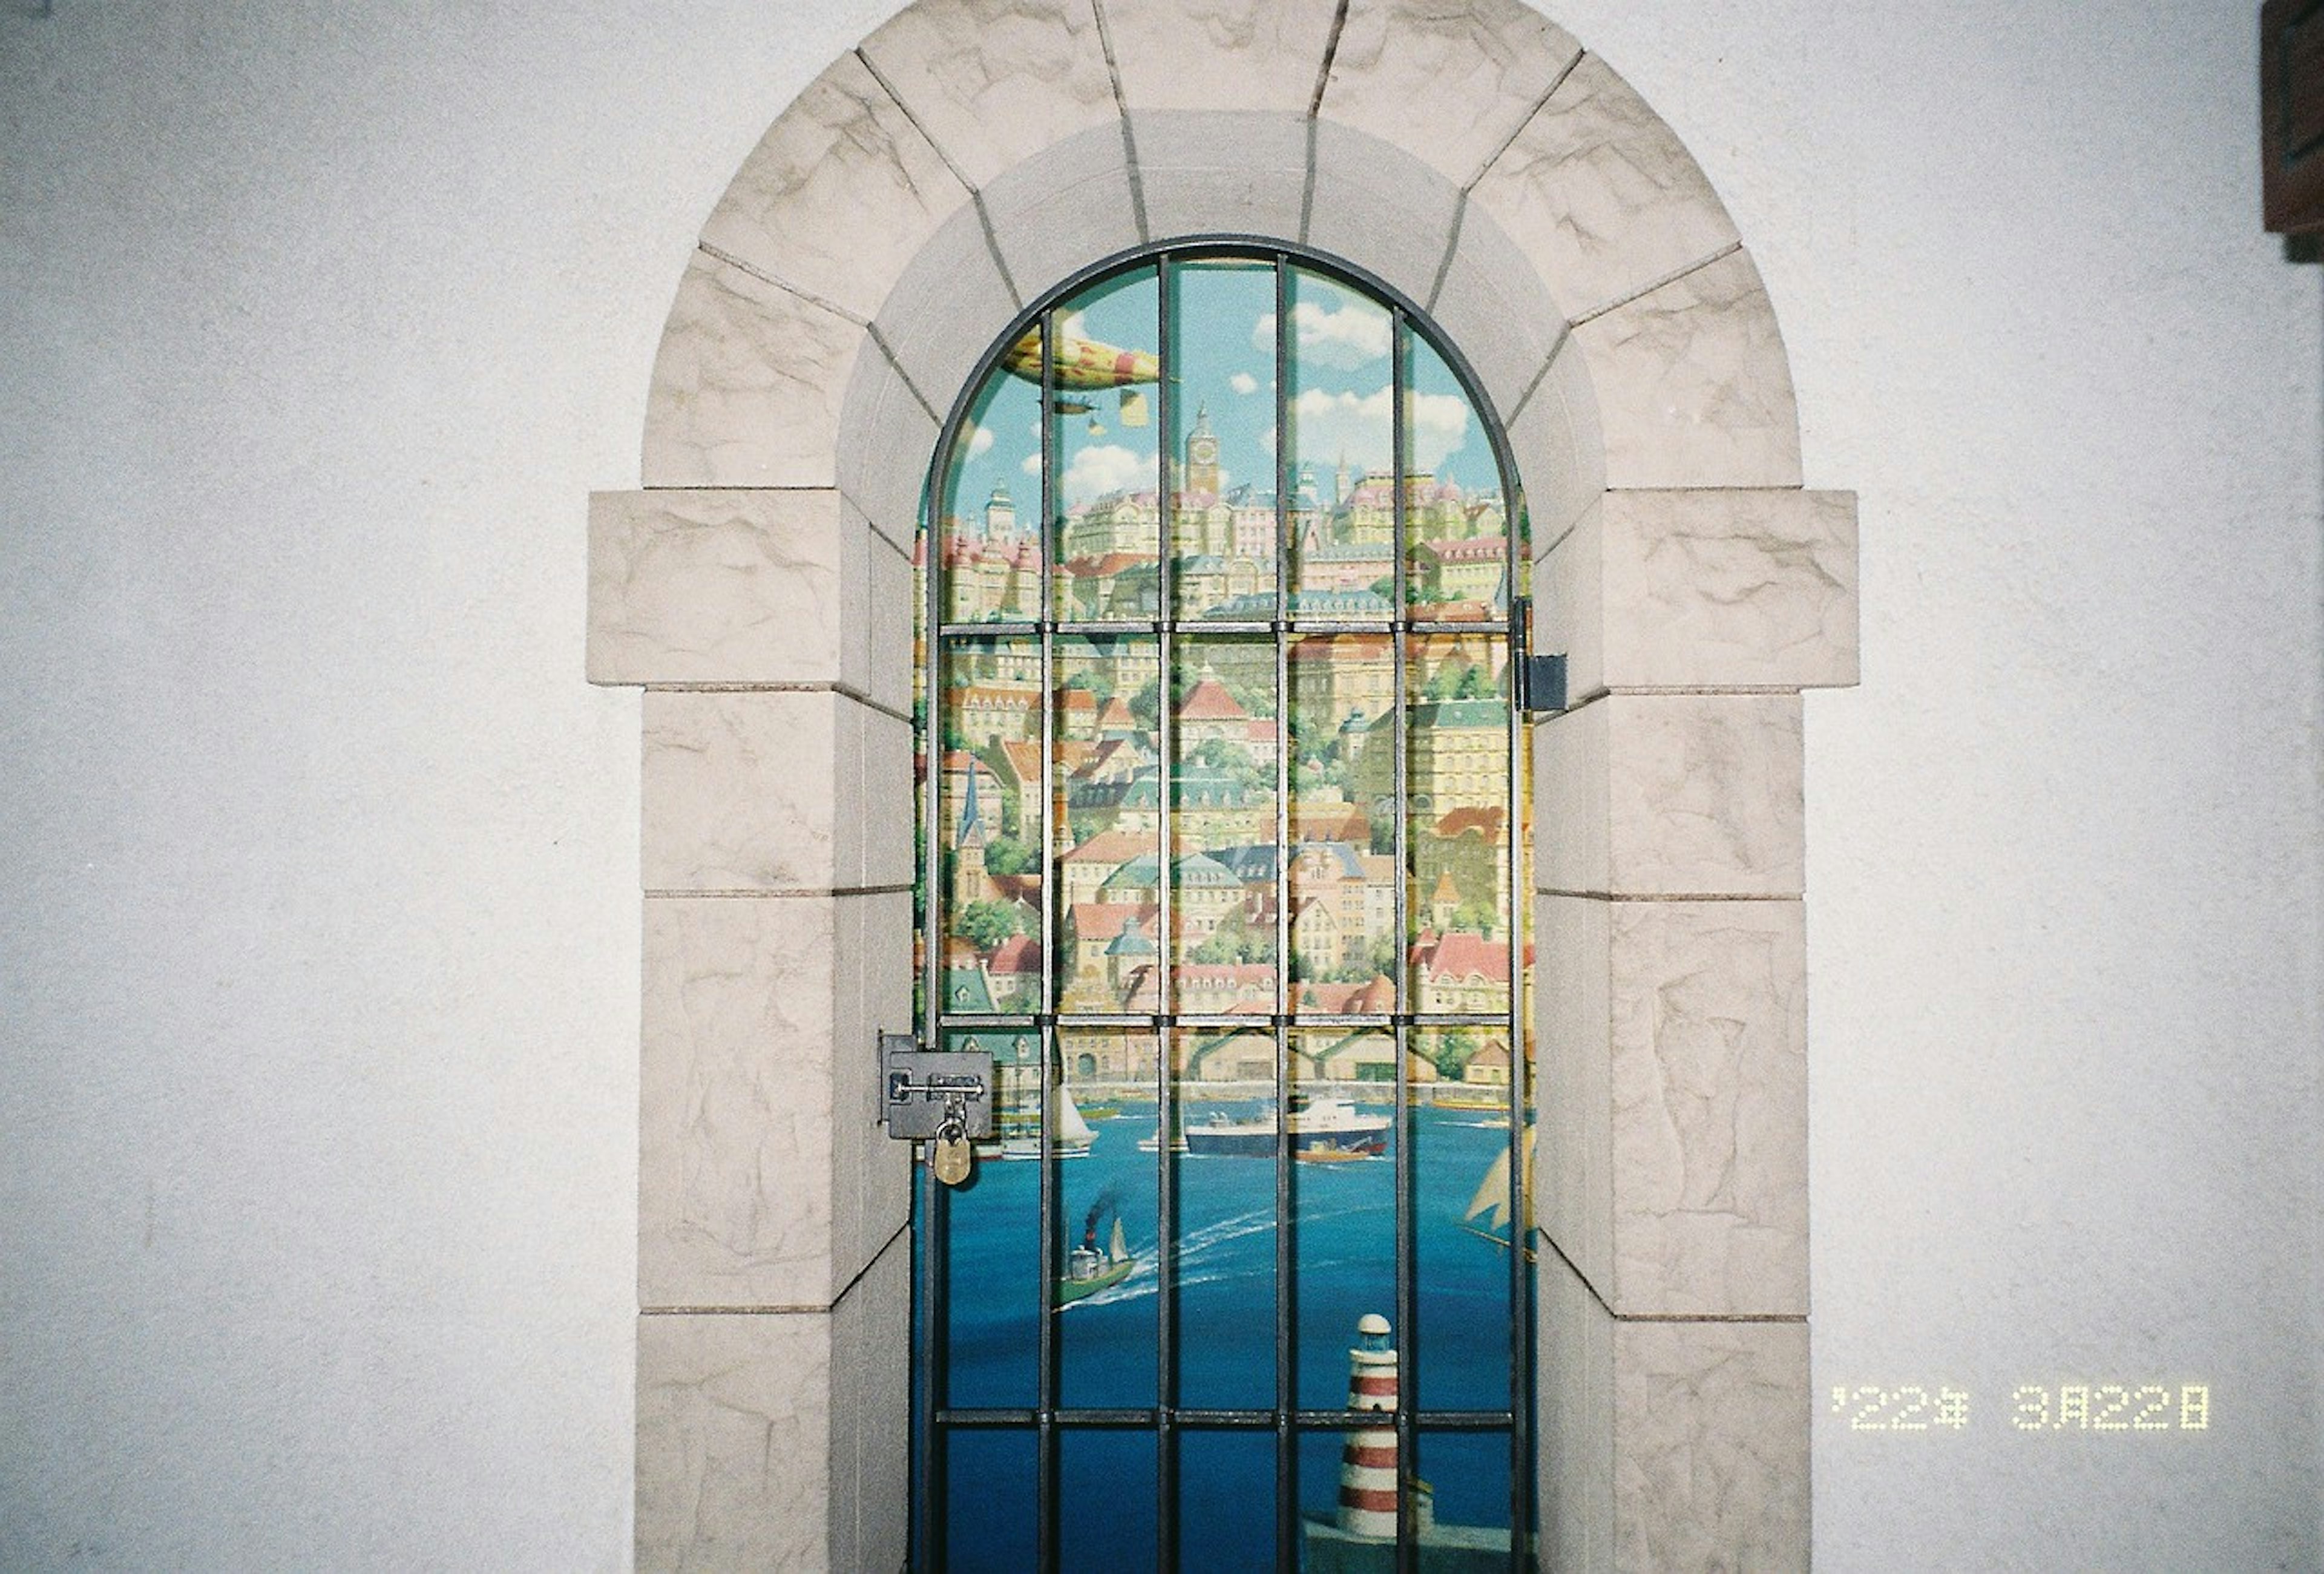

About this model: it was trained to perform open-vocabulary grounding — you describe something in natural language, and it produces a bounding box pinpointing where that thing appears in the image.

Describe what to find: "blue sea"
[925,1100,1526,1570]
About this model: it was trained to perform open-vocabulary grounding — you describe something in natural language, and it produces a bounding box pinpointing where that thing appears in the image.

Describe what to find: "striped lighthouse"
[1335,1313,1401,1538]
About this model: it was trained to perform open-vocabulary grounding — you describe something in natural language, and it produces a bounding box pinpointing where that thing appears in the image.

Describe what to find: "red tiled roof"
[1434,807,1506,840]
[1175,677,1249,721]
[1068,900,1157,938]
[1420,933,1509,981]
[988,934,1041,974]
[1061,829,1151,867]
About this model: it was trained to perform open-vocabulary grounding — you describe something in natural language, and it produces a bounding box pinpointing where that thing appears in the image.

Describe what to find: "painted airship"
[1001,326,1155,430]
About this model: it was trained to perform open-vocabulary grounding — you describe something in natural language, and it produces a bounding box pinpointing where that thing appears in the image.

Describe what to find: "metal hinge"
[1512,597,1567,715]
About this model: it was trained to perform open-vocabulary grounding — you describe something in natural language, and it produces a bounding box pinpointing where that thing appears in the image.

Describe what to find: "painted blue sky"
[939,260,1499,526]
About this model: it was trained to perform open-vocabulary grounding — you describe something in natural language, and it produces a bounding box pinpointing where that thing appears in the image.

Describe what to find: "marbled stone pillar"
[592,487,914,1570]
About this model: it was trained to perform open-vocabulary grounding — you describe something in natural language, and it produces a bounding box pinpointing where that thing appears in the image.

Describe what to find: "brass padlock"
[933,1109,974,1187]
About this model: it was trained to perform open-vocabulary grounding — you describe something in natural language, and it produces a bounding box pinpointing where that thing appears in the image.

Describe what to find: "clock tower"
[1184,404,1220,497]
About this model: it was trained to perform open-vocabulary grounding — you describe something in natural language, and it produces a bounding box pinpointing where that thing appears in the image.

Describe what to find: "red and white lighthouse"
[1336,1312,1402,1538]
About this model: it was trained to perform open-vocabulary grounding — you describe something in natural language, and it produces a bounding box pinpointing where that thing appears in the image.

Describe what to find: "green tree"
[983,835,1035,877]
[1126,675,1162,730]
[1449,902,1501,936]
[958,900,1024,953]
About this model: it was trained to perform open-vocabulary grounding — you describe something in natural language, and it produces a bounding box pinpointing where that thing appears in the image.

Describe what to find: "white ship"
[1182,1092,1388,1158]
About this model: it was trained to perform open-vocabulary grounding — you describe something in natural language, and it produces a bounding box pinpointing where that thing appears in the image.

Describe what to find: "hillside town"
[921,416,1527,1093]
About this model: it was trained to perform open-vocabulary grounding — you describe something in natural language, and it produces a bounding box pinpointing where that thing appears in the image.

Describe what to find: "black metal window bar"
[912,242,1537,1572]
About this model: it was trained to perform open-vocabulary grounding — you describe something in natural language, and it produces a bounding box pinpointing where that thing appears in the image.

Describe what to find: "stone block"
[639,893,905,1308]
[832,892,914,1300]
[1531,494,1600,697]
[1537,1258,1810,1573]
[1470,53,1739,325]
[871,194,1023,431]
[642,692,910,893]
[1304,117,1465,312]
[635,1244,911,1573]
[1128,110,1310,245]
[1614,1317,1809,1570]
[1607,899,1807,1316]
[1319,0,1581,188]
[1506,335,1604,553]
[1572,247,1804,490]
[1426,194,1568,419]
[1533,694,1804,897]
[1540,490,1858,695]
[636,1311,832,1570]
[588,488,886,690]
[1538,1250,1615,1574]
[1537,893,1613,1295]
[863,520,917,718]
[1103,0,1342,113]
[701,51,973,324]
[1541,896,1810,1316]
[979,119,1144,303]
[643,251,869,488]
[831,1234,912,1574]
[860,0,1120,189]
[836,346,940,555]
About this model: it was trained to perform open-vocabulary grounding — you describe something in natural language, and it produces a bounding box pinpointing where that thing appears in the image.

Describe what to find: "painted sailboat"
[994,1083,1097,1160]
[1055,1196,1136,1307]
[1460,1127,1537,1259]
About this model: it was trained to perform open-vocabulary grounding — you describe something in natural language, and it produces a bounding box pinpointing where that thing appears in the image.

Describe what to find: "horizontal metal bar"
[935,1011,1514,1034]
[935,1406,1516,1429]
[934,617,1512,640]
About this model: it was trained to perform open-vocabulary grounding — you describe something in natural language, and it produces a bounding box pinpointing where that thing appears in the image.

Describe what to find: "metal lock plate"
[880,1032,995,1141]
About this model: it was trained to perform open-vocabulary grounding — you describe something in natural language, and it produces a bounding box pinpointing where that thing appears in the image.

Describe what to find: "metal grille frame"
[911,240,1537,1573]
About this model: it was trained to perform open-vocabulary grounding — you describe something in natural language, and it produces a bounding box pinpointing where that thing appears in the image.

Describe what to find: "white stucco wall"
[1,2,2314,1569]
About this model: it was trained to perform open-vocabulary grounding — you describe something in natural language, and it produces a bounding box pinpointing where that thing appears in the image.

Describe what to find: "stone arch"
[589,2,1856,1567]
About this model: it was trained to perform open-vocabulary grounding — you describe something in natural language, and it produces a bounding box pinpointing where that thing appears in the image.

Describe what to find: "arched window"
[914,244,1535,1569]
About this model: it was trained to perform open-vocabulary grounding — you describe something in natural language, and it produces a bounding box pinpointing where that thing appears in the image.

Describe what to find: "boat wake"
[1063,1200,1394,1309]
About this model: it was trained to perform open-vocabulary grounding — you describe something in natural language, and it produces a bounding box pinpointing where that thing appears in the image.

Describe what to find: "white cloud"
[1288,387,1391,470]
[1405,391,1471,473]
[1279,387,1471,475]
[1019,451,1042,476]
[968,425,995,459]
[1253,296,1392,370]
[1228,371,1259,396]
[1058,442,1155,505]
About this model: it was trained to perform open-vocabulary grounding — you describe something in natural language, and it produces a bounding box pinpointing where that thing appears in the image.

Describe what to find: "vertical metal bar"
[1505,493,1535,1570]
[1152,252,1181,1574]
[918,337,951,1574]
[1036,312,1062,1574]
[1389,308,1419,1574]
[912,1150,941,1570]
[1270,252,1298,1574]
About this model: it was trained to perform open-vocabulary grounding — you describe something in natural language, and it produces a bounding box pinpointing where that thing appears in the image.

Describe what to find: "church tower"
[952,762,992,907]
